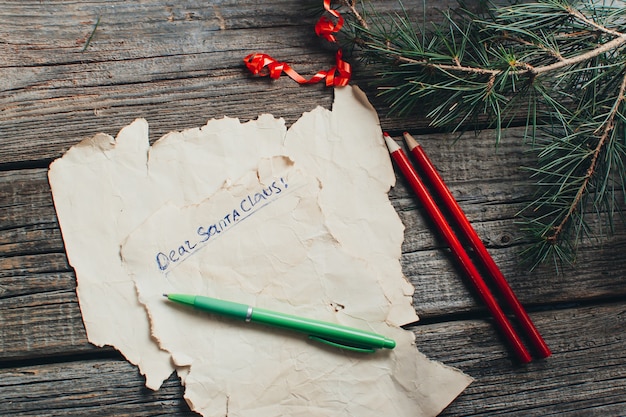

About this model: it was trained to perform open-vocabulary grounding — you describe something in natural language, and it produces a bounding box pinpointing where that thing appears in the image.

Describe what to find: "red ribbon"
[243,0,351,87]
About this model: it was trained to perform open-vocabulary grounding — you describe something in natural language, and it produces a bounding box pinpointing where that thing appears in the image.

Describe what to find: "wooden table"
[2,1,625,415]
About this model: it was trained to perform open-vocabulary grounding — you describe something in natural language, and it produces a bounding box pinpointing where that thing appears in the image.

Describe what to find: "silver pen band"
[245,306,253,322]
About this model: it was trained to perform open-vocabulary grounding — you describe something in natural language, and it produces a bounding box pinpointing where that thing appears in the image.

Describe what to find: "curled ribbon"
[243,0,351,87]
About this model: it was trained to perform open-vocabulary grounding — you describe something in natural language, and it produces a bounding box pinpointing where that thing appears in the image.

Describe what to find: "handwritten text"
[155,177,288,271]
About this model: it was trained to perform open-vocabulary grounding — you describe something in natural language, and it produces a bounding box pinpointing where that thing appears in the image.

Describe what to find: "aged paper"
[49,86,472,415]
[122,156,470,416]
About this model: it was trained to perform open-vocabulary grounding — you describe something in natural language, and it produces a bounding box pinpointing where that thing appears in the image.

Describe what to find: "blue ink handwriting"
[156,177,288,271]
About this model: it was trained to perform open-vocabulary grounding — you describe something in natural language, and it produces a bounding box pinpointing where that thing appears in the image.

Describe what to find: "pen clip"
[308,335,376,353]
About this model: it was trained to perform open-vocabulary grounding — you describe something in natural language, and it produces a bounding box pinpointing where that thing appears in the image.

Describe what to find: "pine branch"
[382,28,626,78]
[533,34,626,75]
[339,0,369,29]
[334,0,626,270]
[351,4,626,80]
[548,71,626,245]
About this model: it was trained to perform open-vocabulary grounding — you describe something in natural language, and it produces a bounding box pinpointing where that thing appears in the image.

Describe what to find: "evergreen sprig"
[334,0,626,270]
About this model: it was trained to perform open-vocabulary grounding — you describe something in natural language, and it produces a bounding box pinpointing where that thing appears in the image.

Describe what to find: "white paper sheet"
[49,86,472,415]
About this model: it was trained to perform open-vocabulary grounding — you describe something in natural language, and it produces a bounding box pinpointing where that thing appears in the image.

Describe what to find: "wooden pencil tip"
[162,293,169,298]
[382,132,400,153]
[402,132,419,150]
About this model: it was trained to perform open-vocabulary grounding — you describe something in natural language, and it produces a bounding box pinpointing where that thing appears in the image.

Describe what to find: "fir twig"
[548,72,626,245]
[340,0,369,29]
[334,0,626,269]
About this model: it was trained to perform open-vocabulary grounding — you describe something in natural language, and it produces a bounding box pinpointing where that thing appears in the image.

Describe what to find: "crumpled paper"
[49,86,472,416]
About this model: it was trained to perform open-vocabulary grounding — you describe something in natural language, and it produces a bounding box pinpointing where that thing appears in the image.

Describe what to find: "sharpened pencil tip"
[383,132,400,153]
[163,293,169,298]
[402,132,419,150]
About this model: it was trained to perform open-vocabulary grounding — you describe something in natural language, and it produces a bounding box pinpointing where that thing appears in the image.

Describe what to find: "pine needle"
[336,0,626,270]
[82,16,101,52]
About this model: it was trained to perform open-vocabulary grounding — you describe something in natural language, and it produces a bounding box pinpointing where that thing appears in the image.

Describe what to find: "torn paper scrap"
[48,121,176,389]
[286,86,416,326]
[49,115,288,389]
[48,85,471,415]
[122,155,472,416]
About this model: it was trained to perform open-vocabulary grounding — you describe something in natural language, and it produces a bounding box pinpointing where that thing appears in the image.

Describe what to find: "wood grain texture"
[1,133,625,360]
[0,0,505,166]
[1,304,624,416]
[1,129,624,410]
[1,0,625,416]
[419,303,626,416]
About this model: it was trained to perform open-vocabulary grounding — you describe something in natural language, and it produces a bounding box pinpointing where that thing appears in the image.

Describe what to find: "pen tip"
[162,293,169,298]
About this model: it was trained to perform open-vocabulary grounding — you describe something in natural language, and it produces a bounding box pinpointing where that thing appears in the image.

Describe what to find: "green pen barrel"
[251,307,396,350]
[167,294,395,351]
[191,295,250,320]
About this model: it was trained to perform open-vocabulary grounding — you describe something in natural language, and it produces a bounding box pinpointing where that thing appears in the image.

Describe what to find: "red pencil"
[403,132,551,359]
[383,133,532,363]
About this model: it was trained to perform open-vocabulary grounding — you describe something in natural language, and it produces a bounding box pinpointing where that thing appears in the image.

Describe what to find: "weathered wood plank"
[2,1,625,416]
[0,0,461,66]
[1,125,625,360]
[406,234,626,317]
[1,303,624,416]
[0,0,326,164]
[2,127,622,258]
[2,228,624,361]
[0,0,510,166]
[422,302,626,416]
[0,289,94,361]
[0,169,57,229]
[1,127,536,255]
[0,359,194,417]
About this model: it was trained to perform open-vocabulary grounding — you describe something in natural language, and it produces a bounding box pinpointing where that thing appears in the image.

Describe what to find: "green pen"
[164,293,396,353]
